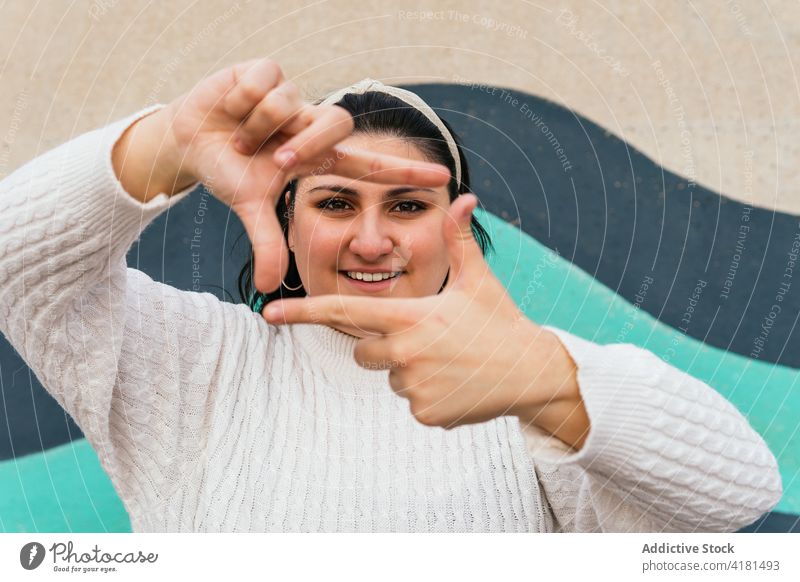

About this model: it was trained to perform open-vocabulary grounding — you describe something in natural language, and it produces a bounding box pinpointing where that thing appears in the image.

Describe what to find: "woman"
[0,57,782,532]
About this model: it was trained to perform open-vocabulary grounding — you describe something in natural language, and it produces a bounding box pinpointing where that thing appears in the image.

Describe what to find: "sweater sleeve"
[519,324,783,533]
[0,106,262,519]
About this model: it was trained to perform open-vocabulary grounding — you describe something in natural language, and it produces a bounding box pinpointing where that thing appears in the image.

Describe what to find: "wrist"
[142,105,198,195]
[112,106,196,203]
[507,324,575,412]
[509,324,588,448]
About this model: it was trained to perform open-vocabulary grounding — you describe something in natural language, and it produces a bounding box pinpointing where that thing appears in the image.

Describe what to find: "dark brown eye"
[317,198,352,212]
[391,200,426,213]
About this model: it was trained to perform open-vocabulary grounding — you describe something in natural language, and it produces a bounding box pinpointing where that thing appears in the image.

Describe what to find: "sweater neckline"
[290,323,390,386]
[294,322,360,354]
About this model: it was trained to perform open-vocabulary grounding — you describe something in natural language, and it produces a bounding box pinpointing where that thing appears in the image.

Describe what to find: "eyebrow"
[307,185,436,197]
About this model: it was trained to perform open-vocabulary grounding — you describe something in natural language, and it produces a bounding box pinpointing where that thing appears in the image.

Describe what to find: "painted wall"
[1,1,797,532]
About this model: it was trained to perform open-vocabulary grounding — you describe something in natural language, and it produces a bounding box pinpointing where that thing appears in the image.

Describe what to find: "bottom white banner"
[0,533,797,581]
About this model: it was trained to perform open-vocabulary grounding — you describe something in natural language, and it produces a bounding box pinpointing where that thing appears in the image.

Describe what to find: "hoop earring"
[281,241,302,290]
[281,279,303,291]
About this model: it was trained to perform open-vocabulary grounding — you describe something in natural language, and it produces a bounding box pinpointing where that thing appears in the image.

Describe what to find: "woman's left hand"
[264,195,587,440]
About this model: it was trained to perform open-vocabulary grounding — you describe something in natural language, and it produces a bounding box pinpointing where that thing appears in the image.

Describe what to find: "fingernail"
[274,149,296,168]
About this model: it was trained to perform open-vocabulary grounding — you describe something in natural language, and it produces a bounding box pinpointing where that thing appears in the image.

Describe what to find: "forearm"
[111,105,196,203]
[520,394,590,451]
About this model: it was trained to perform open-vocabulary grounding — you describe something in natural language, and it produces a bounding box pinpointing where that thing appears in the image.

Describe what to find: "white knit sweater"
[0,106,783,532]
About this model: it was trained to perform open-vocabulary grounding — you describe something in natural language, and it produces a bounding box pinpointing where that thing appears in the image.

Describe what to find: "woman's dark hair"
[237,90,493,311]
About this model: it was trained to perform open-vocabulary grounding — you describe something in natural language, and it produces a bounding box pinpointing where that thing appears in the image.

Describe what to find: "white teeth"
[345,271,402,282]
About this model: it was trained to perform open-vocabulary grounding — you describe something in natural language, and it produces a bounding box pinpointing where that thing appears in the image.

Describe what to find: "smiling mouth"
[341,270,404,282]
[338,270,406,293]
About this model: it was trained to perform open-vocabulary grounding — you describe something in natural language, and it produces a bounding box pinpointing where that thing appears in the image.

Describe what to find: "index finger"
[273,106,450,188]
[323,146,452,187]
[263,294,415,335]
[224,58,285,120]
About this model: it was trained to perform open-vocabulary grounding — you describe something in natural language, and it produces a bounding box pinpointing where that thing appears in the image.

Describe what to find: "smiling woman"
[238,88,493,313]
[0,57,782,533]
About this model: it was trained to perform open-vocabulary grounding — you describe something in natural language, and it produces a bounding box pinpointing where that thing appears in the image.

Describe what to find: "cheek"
[293,219,345,267]
[401,221,449,272]
[291,220,345,295]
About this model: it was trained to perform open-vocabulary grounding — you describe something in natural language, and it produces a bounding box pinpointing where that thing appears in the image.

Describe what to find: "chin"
[333,323,379,339]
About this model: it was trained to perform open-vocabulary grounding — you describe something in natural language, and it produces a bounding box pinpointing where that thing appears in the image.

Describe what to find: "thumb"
[234,197,289,293]
[442,193,485,290]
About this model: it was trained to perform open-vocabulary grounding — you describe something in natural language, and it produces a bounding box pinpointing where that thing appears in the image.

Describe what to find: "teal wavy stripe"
[0,439,130,532]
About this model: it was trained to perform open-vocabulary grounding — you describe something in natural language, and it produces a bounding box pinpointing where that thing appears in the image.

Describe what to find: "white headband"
[318,77,462,187]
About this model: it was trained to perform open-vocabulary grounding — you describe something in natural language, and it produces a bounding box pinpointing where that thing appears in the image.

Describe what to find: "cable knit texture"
[0,106,783,532]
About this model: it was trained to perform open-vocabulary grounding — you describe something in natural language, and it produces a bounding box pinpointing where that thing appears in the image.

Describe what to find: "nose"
[347,210,395,261]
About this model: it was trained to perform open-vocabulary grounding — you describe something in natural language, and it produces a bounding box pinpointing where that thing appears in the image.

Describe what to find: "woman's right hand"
[115,57,451,293]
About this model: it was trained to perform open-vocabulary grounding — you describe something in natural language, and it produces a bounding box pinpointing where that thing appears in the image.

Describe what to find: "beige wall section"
[1,0,798,214]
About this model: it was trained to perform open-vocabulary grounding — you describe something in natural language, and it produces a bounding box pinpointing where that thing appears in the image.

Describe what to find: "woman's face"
[286,132,453,337]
